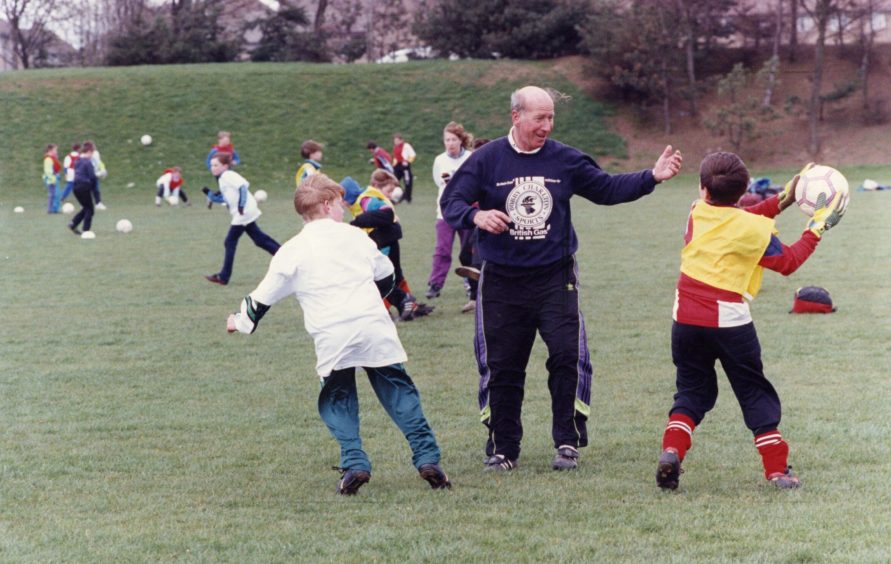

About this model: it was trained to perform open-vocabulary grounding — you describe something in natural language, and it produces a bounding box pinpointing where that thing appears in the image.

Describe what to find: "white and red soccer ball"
[794,165,849,217]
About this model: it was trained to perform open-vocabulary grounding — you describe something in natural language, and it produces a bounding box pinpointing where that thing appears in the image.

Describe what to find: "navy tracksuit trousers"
[670,321,781,436]
[218,221,280,283]
[475,257,592,461]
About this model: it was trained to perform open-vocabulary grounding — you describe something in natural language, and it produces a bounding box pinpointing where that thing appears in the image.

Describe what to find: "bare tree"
[763,0,783,107]
[314,0,327,34]
[1,0,59,68]
[788,0,798,61]
[857,0,884,116]
[801,0,836,155]
[676,0,698,117]
[58,0,148,66]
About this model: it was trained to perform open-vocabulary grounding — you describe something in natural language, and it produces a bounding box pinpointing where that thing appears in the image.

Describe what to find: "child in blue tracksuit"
[226,172,450,495]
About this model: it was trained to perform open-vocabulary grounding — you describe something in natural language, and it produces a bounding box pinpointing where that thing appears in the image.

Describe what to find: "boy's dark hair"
[301,139,323,159]
[699,151,750,205]
[45,143,57,153]
[81,141,95,153]
[214,152,233,166]
[366,141,378,150]
[71,143,81,152]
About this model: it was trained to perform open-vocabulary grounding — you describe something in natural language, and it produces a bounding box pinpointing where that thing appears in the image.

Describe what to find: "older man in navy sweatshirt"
[441,85,683,473]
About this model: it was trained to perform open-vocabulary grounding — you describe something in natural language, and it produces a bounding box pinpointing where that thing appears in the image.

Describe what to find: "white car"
[375,46,434,64]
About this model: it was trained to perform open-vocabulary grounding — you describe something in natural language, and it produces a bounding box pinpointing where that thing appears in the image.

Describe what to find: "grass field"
[2,61,891,562]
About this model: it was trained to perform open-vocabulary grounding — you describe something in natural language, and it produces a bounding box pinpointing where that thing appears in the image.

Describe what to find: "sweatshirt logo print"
[506,176,552,240]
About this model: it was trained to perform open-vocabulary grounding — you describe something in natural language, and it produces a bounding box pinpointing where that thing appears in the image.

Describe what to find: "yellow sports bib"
[680,201,775,299]
[349,186,395,234]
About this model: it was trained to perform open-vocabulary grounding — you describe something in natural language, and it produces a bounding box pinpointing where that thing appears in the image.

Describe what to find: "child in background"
[60,143,80,202]
[295,139,323,187]
[340,171,433,321]
[392,133,416,204]
[206,131,241,170]
[155,167,188,206]
[366,141,395,174]
[426,121,473,300]
[85,140,107,210]
[203,152,280,285]
[67,141,98,236]
[42,144,62,213]
[656,154,848,491]
[226,173,451,496]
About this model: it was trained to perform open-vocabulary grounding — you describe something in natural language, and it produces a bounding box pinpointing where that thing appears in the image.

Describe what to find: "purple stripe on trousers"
[573,259,593,407]
[474,263,491,413]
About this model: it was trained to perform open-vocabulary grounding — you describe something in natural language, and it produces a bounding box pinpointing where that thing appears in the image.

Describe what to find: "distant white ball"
[254,189,268,203]
[62,202,75,214]
[140,134,153,146]
[126,182,135,188]
[81,230,96,239]
[116,219,133,233]
[13,206,24,213]
[795,165,849,217]
[391,187,404,204]
[168,195,179,206]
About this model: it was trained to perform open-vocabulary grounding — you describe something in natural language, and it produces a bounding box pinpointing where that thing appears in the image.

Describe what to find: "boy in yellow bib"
[656,152,848,491]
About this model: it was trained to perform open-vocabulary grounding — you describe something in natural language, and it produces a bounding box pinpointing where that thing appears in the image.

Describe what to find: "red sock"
[661,413,696,460]
[755,430,789,478]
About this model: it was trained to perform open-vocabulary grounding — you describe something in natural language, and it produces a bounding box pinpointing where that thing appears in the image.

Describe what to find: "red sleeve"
[759,230,819,275]
[744,195,781,218]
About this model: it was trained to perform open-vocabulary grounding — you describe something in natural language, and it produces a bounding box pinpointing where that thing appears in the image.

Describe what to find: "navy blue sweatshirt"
[441,136,658,267]
[73,155,97,190]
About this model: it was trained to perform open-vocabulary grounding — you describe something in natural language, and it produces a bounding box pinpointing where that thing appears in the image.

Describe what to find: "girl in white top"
[227,173,450,495]
[426,121,473,299]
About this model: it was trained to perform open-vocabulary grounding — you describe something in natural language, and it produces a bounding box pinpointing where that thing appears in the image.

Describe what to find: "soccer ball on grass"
[254,189,268,203]
[116,219,133,233]
[140,134,153,146]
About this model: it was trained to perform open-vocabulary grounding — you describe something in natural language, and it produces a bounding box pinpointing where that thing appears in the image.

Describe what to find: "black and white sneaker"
[483,454,517,472]
[399,299,417,321]
[552,445,579,471]
[425,283,442,299]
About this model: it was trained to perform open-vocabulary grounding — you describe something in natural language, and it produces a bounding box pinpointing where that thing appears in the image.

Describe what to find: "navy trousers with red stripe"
[670,321,781,436]
[475,257,592,461]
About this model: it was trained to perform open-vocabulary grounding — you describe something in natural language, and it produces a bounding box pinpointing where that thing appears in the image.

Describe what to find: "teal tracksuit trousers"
[318,363,441,473]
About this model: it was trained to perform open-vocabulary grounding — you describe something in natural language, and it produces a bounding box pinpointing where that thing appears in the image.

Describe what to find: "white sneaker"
[96,202,107,211]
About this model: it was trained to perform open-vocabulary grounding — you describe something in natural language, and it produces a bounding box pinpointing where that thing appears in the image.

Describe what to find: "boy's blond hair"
[295,174,345,219]
[370,169,399,189]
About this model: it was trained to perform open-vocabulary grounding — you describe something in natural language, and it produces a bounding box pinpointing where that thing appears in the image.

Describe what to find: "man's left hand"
[652,145,683,182]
